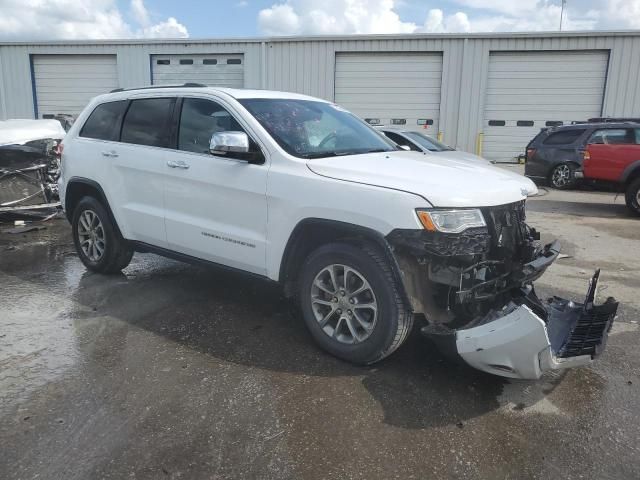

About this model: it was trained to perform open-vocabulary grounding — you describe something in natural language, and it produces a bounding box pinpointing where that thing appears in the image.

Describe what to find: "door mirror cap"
[210,131,250,155]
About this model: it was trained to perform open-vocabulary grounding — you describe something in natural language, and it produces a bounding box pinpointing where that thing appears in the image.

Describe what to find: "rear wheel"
[625,178,640,216]
[549,162,577,189]
[72,196,133,273]
[298,242,413,365]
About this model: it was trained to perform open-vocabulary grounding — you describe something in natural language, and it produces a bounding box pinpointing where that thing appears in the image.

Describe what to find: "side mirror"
[210,131,250,155]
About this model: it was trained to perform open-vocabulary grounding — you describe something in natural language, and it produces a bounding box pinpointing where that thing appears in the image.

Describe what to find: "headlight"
[416,208,486,234]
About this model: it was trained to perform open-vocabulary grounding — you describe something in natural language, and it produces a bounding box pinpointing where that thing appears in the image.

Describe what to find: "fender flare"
[621,161,640,183]
[278,218,412,309]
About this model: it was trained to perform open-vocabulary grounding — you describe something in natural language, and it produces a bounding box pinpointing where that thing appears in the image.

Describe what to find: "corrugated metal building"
[1,31,639,161]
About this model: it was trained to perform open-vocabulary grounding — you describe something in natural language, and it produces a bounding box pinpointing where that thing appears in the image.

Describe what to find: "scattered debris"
[4,225,47,234]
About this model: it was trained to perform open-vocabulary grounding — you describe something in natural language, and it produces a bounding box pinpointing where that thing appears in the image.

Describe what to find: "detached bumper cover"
[453,270,617,379]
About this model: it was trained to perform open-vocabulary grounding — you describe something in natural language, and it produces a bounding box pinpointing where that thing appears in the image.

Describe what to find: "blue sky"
[0,0,638,41]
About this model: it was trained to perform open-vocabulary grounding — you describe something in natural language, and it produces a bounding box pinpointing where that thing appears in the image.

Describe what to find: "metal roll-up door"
[334,52,443,134]
[32,55,118,118]
[482,50,609,163]
[151,54,244,88]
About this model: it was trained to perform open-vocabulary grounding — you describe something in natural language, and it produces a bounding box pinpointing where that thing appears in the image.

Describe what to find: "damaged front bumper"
[452,270,617,379]
[388,201,619,379]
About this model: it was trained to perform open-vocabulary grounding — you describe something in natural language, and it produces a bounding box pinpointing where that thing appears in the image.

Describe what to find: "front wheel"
[549,162,577,189]
[72,196,134,273]
[298,242,413,365]
[625,178,640,216]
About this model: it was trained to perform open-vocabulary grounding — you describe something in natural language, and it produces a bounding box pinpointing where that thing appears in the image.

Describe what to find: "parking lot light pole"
[559,0,567,31]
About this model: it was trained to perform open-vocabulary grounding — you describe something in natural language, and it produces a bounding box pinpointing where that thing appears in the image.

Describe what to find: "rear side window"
[542,129,585,146]
[80,101,128,141]
[383,131,420,151]
[589,128,635,145]
[121,98,175,148]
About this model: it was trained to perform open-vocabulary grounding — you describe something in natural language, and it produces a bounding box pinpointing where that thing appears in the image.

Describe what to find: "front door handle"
[102,150,119,158]
[167,160,190,169]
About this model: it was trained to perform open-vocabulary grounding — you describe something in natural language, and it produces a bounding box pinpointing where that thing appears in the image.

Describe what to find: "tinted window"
[383,131,420,151]
[589,128,635,145]
[121,98,175,148]
[636,129,640,144]
[404,131,454,152]
[80,101,128,141]
[178,98,262,161]
[517,120,534,127]
[488,120,505,126]
[542,129,585,146]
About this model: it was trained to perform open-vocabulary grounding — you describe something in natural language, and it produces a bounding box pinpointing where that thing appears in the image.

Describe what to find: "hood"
[432,149,491,164]
[0,119,66,146]
[307,150,538,208]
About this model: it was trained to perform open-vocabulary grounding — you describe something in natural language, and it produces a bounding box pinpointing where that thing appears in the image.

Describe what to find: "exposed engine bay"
[0,119,65,213]
[387,200,619,379]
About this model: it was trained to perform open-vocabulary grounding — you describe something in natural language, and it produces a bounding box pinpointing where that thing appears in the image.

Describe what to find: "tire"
[625,178,640,216]
[549,162,577,190]
[71,196,133,273]
[298,242,413,365]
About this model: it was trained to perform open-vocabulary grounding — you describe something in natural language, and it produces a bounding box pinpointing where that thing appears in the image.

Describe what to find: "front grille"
[558,299,617,357]
[482,200,528,249]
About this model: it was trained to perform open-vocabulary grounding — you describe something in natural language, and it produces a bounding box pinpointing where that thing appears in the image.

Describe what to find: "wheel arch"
[278,218,411,308]
[622,161,640,185]
[64,177,120,234]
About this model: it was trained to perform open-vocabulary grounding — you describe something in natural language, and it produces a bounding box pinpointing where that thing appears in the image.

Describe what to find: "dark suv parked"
[525,120,640,189]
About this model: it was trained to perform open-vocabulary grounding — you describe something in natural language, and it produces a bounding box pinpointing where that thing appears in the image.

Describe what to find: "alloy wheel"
[77,209,106,262]
[551,164,572,188]
[310,264,378,345]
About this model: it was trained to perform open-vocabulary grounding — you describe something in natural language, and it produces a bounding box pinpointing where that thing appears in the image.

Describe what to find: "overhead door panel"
[33,54,118,118]
[334,52,442,134]
[151,54,244,88]
[483,50,609,162]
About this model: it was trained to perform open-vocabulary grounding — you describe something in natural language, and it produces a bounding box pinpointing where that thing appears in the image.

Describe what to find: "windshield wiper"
[301,151,349,159]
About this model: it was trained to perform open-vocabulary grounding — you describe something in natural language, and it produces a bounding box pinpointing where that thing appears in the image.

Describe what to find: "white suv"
[58,85,618,379]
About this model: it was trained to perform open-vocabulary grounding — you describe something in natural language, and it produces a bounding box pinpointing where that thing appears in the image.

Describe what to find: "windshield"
[239,99,396,159]
[403,131,454,152]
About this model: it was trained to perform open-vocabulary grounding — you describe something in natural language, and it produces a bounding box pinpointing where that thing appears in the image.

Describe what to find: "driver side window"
[178,98,259,159]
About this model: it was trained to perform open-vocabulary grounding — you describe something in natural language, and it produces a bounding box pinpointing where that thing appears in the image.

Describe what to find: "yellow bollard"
[437,131,444,142]
[475,132,484,157]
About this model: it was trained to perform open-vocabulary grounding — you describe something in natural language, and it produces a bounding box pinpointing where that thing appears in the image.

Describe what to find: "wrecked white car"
[0,119,65,213]
[58,86,618,379]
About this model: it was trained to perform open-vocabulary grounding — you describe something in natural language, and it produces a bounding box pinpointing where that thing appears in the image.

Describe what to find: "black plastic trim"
[131,241,275,283]
[279,218,412,308]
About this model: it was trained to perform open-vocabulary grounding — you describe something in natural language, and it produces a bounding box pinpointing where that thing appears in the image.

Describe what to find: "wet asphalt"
[1,188,639,480]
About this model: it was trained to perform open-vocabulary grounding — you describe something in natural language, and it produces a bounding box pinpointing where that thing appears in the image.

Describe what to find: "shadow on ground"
[0,223,573,431]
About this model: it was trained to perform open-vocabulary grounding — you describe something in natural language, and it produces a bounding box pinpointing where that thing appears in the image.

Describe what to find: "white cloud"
[0,0,189,40]
[258,0,640,35]
[259,0,417,36]
[139,17,188,38]
[130,0,150,26]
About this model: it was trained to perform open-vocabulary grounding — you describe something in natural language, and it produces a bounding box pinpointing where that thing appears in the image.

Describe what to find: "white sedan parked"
[377,126,490,163]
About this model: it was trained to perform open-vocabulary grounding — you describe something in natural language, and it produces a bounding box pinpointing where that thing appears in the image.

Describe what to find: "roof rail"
[109,83,208,93]
[587,117,640,123]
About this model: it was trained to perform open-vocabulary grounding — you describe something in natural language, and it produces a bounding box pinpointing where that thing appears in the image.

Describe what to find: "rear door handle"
[102,150,119,158]
[167,159,190,169]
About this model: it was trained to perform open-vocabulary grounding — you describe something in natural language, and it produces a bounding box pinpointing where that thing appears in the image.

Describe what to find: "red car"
[582,126,640,215]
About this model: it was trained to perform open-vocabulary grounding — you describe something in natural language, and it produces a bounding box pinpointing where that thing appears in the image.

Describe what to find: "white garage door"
[483,50,609,162]
[151,54,244,88]
[335,52,443,133]
[32,55,118,118]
